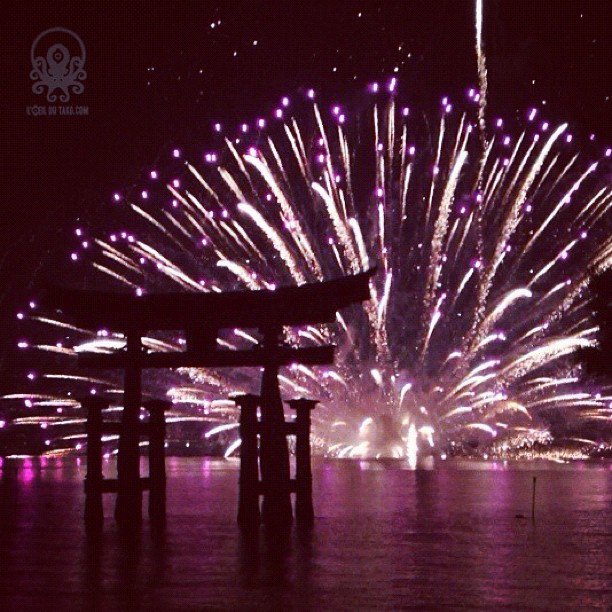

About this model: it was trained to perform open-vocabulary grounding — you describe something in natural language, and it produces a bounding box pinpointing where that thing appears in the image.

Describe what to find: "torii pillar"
[258,325,293,530]
[115,329,143,524]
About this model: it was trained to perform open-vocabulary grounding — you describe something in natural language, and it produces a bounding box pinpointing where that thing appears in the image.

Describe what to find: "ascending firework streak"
[475,0,488,146]
[7,86,612,462]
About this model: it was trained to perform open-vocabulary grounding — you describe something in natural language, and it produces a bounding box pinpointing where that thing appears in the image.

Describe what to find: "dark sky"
[0,0,610,381]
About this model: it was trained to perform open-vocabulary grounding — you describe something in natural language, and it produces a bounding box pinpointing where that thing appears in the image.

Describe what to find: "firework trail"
[475,0,488,147]
[5,86,612,462]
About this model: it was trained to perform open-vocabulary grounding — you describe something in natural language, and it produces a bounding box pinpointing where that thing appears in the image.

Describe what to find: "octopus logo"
[30,27,87,103]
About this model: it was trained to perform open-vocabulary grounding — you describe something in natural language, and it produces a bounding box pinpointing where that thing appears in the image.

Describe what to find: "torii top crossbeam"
[42,270,374,370]
[43,269,374,332]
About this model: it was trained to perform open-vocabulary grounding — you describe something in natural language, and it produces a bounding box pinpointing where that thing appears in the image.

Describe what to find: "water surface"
[0,456,609,610]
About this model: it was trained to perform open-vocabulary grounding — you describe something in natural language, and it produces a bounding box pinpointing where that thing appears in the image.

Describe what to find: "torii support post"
[83,396,109,528]
[289,398,318,527]
[115,330,143,525]
[145,399,171,525]
[259,326,293,531]
[235,394,261,530]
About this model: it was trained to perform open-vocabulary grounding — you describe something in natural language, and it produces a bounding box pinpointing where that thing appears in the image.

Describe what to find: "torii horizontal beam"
[78,345,335,369]
[42,269,375,332]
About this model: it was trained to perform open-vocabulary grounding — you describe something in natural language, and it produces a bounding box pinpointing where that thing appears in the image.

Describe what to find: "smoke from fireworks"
[4,84,612,462]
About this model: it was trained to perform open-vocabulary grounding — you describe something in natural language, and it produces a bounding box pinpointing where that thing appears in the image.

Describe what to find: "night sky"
[1,0,610,385]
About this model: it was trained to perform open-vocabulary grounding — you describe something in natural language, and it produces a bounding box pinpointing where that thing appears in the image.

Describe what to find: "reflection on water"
[0,456,610,610]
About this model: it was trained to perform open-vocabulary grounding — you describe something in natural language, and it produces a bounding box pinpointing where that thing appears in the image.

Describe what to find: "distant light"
[408,146,416,155]
[17,312,24,320]
[113,192,121,202]
[376,187,384,197]
[214,123,222,132]
[339,114,345,124]
[172,149,180,158]
[528,108,537,121]
[369,82,379,93]
[275,108,283,119]
[541,121,549,132]
[503,136,511,146]
[172,179,180,188]
[332,106,340,116]
[241,123,248,133]
[307,88,315,99]
[75,228,82,236]
[248,147,257,157]
[496,118,503,128]
[257,118,266,128]
[402,107,409,117]
[141,190,148,199]
[70,253,78,261]
[150,170,158,179]
[388,77,397,92]
[281,96,290,107]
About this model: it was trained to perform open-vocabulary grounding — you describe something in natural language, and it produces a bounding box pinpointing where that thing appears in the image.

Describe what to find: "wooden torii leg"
[83,396,109,527]
[145,399,171,525]
[288,398,318,527]
[259,327,293,531]
[235,394,261,530]
[115,331,143,525]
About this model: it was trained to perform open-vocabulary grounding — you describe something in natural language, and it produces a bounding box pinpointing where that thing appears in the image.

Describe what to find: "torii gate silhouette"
[43,269,374,532]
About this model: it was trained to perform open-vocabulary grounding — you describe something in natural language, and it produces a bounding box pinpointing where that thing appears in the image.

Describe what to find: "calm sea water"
[0,456,609,611]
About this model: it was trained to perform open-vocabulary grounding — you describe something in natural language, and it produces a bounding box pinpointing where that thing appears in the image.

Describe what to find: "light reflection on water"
[0,456,610,610]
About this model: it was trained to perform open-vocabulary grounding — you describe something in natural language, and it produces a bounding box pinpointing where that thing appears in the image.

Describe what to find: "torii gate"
[43,270,373,531]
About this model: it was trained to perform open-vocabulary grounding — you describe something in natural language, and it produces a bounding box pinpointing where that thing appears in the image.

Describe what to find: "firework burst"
[5,85,612,462]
